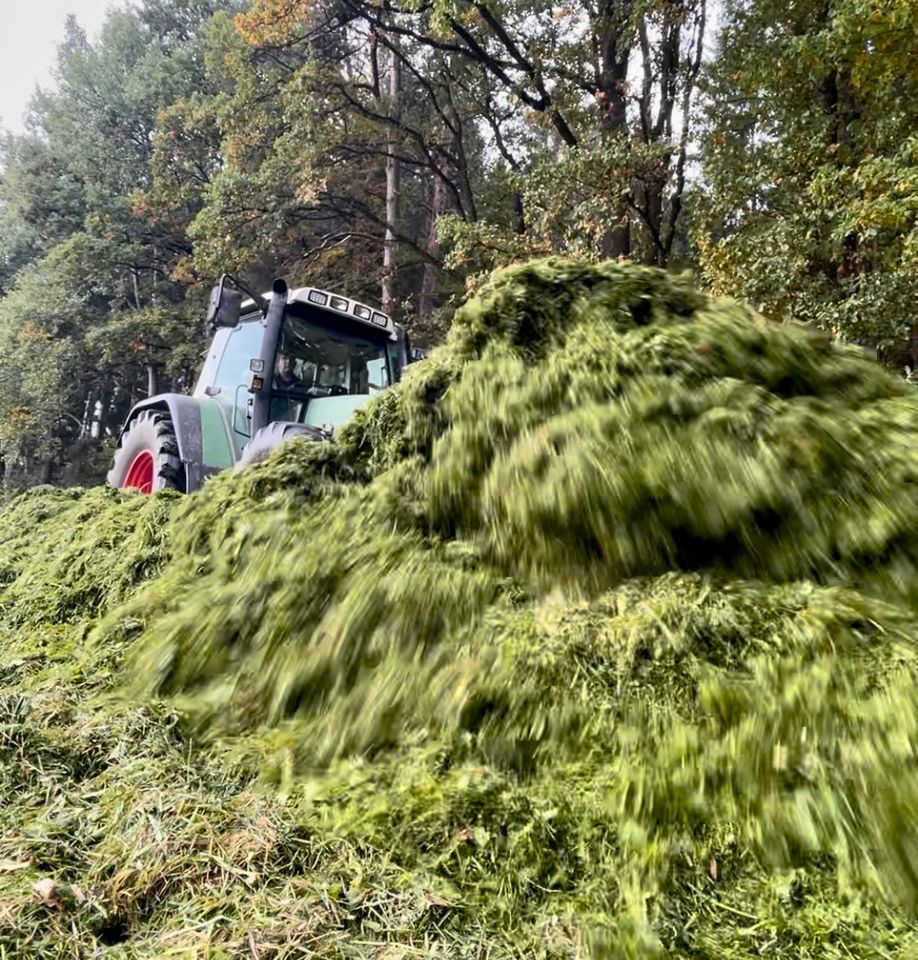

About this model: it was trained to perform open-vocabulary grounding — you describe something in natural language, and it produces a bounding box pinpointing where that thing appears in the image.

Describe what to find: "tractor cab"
[193,285,403,462]
[271,308,394,425]
[108,277,415,494]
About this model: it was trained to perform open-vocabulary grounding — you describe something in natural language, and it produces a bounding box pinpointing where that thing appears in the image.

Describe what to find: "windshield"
[270,310,391,427]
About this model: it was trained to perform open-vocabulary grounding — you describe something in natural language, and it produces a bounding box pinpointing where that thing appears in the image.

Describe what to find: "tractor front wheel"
[107,410,184,494]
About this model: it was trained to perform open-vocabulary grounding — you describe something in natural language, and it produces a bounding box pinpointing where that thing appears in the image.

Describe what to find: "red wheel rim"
[123,450,154,494]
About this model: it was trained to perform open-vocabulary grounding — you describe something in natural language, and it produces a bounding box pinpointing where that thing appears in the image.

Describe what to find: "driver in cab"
[273,352,304,394]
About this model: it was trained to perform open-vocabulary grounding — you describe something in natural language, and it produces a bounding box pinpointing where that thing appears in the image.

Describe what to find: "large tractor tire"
[238,421,325,467]
[107,409,185,494]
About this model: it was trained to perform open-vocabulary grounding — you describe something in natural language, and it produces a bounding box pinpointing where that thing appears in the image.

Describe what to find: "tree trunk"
[596,4,632,259]
[418,159,448,330]
[97,379,114,437]
[602,220,630,259]
[381,36,401,316]
[146,363,159,398]
[661,0,706,265]
[596,3,630,134]
[369,28,380,99]
[80,389,94,439]
[131,268,141,309]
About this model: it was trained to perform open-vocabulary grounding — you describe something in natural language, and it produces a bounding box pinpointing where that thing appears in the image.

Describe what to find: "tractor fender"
[237,420,326,467]
[118,394,207,493]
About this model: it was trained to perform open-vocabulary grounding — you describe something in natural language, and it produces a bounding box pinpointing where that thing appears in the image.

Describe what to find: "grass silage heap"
[1,258,916,958]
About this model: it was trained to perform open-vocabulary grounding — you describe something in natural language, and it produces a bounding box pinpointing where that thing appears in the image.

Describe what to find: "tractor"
[107,277,417,494]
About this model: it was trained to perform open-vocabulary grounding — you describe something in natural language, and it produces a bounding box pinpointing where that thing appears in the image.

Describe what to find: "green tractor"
[108,277,417,493]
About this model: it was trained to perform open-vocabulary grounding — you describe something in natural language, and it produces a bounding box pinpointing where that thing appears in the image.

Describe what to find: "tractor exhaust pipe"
[250,278,288,435]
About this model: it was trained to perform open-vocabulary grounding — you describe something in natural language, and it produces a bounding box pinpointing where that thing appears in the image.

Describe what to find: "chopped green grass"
[1,259,916,957]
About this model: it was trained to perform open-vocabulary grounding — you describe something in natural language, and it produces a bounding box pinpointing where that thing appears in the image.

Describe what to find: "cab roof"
[243,285,395,338]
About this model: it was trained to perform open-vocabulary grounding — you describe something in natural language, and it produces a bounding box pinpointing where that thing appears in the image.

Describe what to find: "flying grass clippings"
[1,259,916,958]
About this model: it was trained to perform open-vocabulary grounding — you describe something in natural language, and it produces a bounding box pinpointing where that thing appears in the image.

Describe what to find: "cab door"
[193,317,264,460]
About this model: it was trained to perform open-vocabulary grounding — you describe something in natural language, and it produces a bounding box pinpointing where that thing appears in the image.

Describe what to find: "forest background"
[0,0,914,488]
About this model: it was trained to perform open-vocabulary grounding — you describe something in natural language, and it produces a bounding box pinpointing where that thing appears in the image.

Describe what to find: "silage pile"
[1,259,916,958]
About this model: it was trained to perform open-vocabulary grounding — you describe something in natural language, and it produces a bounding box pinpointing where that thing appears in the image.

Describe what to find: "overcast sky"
[1,0,117,134]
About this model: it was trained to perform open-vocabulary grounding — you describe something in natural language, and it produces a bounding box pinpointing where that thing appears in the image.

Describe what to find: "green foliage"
[0,134,85,289]
[2,0,913,489]
[148,0,477,331]
[417,0,709,272]
[697,0,918,350]
[0,253,87,476]
[0,1,223,486]
[1,260,915,957]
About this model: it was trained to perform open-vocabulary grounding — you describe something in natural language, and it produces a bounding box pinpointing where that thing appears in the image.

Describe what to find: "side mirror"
[206,276,243,329]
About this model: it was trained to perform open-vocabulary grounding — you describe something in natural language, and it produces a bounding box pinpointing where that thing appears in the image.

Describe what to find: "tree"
[0,0,223,485]
[696,0,917,355]
[145,0,484,340]
[0,133,85,294]
[0,252,86,486]
[170,0,709,333]
[330,0,708,269]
